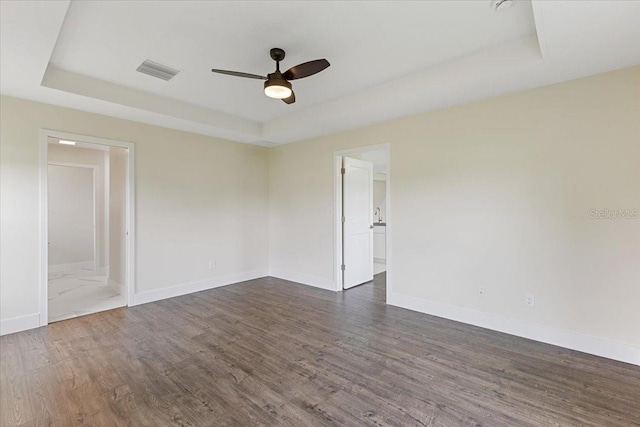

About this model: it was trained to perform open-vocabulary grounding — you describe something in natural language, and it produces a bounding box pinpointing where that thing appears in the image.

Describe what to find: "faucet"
[375,207,382,223]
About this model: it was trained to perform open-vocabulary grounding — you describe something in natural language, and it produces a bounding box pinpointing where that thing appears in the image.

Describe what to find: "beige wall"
[268,66,640,351]
[0,96,269,321]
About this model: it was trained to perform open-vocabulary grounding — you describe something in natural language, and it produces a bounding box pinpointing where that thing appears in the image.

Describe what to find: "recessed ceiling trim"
[41,65,262,142]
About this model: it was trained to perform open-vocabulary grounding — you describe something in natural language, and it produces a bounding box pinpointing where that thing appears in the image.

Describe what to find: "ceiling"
[2,1,639,146]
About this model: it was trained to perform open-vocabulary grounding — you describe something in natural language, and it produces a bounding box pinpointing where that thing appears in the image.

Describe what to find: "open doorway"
[39,130,134,325]
[335,144,390,300]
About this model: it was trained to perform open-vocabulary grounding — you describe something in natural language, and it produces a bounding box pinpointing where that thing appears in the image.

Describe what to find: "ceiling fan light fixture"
[212,48,329,105]
[264,78,292,99]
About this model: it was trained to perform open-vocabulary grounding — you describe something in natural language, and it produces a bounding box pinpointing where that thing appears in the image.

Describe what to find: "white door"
[342,157,373,289]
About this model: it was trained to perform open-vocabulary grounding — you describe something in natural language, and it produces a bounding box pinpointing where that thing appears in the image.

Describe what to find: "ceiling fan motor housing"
[270,48,286,62]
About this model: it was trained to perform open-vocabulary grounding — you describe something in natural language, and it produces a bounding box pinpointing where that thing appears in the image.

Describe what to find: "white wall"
[47,165,95,266]
[48,144,108,269]
[109,146,127,288]
[268,66,640,364]
[373,180,386,222]
[0,96,269,329]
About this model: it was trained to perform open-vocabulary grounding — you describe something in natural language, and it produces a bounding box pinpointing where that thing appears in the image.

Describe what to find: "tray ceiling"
[1,1,639,145]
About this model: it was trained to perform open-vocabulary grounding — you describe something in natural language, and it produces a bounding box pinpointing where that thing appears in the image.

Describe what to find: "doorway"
[39,130,135,325]
[335,144,390,299]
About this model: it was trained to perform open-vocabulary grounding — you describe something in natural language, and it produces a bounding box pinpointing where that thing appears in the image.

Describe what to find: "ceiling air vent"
[136,59,180,81]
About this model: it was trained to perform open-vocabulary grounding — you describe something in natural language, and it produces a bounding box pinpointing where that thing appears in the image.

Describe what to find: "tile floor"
[48,268,125,323]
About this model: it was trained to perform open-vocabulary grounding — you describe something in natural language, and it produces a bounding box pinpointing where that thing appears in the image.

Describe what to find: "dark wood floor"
[1,274,639,426]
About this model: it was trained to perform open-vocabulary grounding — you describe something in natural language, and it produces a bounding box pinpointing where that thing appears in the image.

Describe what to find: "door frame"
[333,143,391,300]
[47,161,99,272]
[39,129,136,327]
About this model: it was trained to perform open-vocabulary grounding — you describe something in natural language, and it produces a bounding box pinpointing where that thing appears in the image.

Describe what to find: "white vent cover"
[136,59,180,81]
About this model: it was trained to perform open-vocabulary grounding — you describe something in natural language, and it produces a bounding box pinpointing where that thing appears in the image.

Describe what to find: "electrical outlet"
[525,293,535,307]
[479,286,486,298]
[208,260,216,271]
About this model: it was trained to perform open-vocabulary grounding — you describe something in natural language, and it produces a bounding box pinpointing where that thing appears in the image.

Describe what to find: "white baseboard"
[388,292,640,366]
[49,261,94,273]
[0,313,41,336]
[132,269,269,306]
[270,269,336,291]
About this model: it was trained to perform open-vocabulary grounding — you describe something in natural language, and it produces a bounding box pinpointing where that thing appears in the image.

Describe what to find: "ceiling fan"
[211,48,330,104]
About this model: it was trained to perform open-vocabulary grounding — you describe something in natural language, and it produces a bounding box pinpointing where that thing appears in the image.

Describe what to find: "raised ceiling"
[48,1,536,122]
[2,1,639,146]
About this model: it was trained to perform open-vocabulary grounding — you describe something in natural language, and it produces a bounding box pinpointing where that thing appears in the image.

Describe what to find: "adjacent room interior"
[1,1,639,426]
[46,137,129,322]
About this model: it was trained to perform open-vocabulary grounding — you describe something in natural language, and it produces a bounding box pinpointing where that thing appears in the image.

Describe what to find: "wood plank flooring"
[1,274,639,426]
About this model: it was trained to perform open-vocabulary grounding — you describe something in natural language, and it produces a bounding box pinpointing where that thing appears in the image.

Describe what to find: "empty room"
[1,1,639,426]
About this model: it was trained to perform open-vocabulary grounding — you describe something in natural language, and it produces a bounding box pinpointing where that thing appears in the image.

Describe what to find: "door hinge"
[341,167,345,175]
[341,215,345,223]
[341,264,345,271]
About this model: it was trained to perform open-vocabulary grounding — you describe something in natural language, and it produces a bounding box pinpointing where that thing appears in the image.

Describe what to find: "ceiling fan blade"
[282,59,330,80]
[282,91,296,104]
[211,69,267,80]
